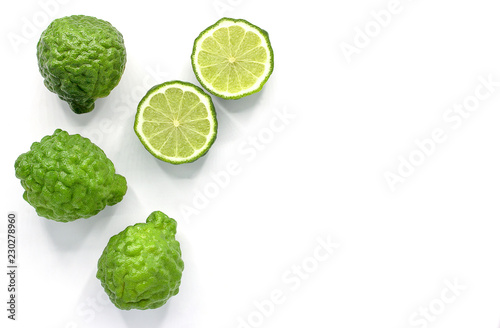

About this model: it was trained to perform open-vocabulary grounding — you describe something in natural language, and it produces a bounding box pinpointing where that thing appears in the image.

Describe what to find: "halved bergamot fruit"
[134,81,217,164]
[191,17,274,99]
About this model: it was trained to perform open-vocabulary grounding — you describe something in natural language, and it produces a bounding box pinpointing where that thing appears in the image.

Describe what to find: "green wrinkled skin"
[14,129,127,222]
[37,15,126,114]
[97,211,184,310]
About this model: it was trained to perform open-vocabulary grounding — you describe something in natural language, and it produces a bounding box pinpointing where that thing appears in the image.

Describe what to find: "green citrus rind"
[134,81,218,164]
[191,17,274,99]
[37,15,126,114]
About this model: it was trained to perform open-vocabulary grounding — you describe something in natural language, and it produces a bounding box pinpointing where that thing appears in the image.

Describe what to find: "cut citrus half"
[134,81,217,164]
[191,17,274,99]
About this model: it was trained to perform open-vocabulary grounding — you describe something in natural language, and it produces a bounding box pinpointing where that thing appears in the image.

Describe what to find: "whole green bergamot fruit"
[14,129,127,222]
[37,15,126,114]
[97,211,184,310]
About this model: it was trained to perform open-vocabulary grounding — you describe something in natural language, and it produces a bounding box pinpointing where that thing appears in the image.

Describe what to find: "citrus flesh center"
[193,18,273,98]
[135,82,217,164]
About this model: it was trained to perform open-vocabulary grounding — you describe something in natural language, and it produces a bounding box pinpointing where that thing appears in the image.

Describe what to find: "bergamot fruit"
[191,17,274,99]
[37,15,126,114]
[97,211,184,310]
[134,81,218,164]
[14,129,127,222]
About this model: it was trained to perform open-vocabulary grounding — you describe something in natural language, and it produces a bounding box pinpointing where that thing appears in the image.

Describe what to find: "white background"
[1,0,500,327]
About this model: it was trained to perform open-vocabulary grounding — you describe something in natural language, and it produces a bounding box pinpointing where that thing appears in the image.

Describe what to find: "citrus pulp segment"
[134,81,217,164]
[191,18,274,99]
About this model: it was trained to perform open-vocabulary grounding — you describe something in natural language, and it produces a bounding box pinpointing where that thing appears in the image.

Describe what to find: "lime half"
[191,17,274,99]
[134,81,217,164]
